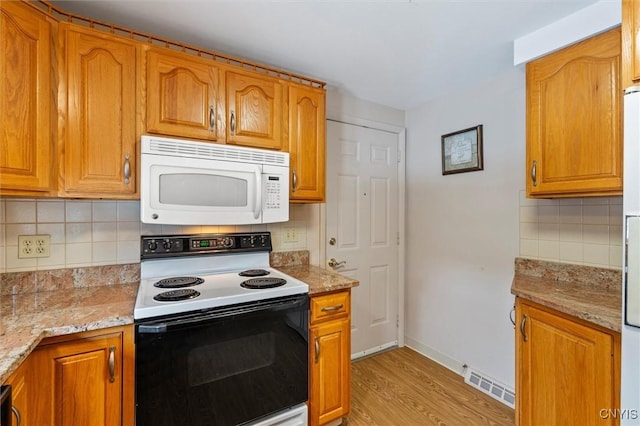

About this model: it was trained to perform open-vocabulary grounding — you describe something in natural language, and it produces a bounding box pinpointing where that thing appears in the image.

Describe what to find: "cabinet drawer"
[310,291,350,324]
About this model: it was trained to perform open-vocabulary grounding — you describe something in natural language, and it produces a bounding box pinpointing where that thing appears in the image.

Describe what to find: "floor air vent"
[464,368,515,409]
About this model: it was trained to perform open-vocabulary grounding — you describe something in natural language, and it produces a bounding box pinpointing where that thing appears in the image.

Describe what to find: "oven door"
[135,294,309,426]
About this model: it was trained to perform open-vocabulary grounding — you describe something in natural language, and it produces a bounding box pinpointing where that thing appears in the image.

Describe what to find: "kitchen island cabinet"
[288,84,326,202]
[0,1,56,196]
[60,25,139,199]
[526,27,622,198]
[28,326,135,426]
[515,298,620,426]
[309,290,351,426]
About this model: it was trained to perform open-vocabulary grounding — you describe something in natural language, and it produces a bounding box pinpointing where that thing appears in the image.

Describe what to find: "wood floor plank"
[344,347,515,426]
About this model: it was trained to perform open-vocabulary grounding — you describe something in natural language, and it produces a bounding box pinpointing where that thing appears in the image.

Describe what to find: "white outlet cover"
[18,235,51,258]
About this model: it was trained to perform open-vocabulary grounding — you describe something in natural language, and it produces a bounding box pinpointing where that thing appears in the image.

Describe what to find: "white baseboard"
[404,336,466,376]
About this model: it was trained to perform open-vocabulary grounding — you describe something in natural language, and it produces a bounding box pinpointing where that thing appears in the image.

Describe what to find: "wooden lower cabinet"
[515,298,620,426]
[309,290,351,426]
[25,325,134,426]
[4,354,30,426]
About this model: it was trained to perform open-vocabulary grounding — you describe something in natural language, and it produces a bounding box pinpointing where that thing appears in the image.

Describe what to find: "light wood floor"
[343,347,515,426]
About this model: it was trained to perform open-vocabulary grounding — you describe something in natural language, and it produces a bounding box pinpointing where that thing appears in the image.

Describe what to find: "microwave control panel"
[265,176,282,210]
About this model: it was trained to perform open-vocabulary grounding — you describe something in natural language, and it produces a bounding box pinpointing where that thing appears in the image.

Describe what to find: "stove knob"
[223,238,232,247]
[148,241,158,251]
[163,240,172,251]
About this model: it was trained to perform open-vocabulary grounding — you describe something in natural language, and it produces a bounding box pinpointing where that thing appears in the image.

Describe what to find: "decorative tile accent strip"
[1,264,140,295]
[515,257,621,290]
[270,250,310,268]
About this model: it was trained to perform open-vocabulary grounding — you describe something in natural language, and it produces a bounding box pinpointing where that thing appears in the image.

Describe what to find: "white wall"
[405,67,525,387]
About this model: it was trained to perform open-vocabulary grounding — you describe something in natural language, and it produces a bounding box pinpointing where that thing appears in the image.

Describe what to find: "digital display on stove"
[199,240,210,248]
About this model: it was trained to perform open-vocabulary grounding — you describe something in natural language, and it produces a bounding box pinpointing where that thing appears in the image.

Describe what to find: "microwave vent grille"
[148,139,288,166]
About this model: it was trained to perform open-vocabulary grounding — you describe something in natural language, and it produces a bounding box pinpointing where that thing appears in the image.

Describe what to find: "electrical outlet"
[18,235,51,258]
[283,227,298,243]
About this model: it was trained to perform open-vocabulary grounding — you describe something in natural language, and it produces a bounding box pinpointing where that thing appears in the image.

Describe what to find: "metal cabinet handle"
[509,306,516,327]
[321,304,344,312]
[292,170,297,192]
[108,345,116,383]
[328,258,346,268]
[314,337,320,363]
[531,160,537,187]
[230,110,236,134]
[12,406,21,426]
[123,154,131,185]
[209,105,215,131]
[520,315,528,342]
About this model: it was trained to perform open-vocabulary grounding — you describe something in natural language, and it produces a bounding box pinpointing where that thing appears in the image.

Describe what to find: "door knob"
[329,237,336,246]
[328,258,346,268]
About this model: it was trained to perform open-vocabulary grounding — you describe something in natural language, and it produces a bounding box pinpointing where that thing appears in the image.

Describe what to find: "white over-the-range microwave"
[140,135,289,225]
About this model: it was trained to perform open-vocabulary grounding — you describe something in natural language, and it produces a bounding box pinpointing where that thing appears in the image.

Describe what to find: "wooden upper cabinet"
[623,0,640,89]
[0,1,55,195]
[225,69,284,150]
[288,84,326,202]
[526,27,622,198]
[60,25,138,198]
[146,49,222,141]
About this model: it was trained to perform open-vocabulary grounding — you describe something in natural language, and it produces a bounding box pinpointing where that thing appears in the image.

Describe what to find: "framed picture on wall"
[441,124,484,175]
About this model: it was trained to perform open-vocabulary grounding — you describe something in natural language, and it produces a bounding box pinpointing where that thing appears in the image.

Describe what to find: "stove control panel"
[141,232,272,259]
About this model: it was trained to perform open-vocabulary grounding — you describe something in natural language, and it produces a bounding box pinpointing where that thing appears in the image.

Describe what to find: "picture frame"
[441,124,484,175]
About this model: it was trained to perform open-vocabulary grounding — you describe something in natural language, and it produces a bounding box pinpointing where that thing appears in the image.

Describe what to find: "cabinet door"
[310,319,351,426]
[61,25,138,198]
[516,300,619,426]
[526,27,622,198]
[31,331,125,426]
[0,1,54,195]
[623,0,640,88]
[146,49,221,141]
[5,356,30,426]
[226,69,284,150]
[289,84,326,202]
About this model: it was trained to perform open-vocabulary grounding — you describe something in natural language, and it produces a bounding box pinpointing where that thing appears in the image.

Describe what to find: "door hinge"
[396,315,399,328]
[397,232,400,246]
[397,149,401,163]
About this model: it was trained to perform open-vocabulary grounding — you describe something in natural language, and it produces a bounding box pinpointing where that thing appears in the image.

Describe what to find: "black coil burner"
[238,269,270,277]
[153,288,201,302]
[240,277,286,289]
[154,276,204,288]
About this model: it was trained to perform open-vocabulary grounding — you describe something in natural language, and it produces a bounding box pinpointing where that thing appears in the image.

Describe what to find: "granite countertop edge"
[0,250,357,383]
[510,258,622,333]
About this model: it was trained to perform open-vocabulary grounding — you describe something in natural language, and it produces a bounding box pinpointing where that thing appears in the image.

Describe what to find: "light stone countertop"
[0,283,138,384]
[510,258,622,332]
[0,250,358,384]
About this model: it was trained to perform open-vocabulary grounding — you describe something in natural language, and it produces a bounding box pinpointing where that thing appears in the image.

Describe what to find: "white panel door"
[326,120,399,358]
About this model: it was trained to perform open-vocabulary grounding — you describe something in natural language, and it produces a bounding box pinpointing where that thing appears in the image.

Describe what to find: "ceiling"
[53,0,601,111]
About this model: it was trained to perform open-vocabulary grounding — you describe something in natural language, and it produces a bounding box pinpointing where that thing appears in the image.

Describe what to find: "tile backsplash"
[519,191,623,269]
[0,198,317,273]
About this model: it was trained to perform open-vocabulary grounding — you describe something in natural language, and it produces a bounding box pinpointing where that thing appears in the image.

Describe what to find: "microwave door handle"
[254,169,262,220]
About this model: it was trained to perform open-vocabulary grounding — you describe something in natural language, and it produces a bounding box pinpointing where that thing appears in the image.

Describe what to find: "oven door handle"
[137,295,308,334]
